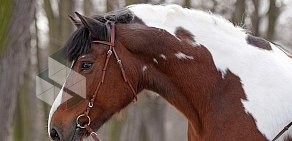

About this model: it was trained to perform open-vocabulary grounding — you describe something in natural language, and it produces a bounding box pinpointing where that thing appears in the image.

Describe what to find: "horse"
[47,4,292,141]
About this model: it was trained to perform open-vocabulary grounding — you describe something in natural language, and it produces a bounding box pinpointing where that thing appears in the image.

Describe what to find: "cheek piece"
[75,21,137,141]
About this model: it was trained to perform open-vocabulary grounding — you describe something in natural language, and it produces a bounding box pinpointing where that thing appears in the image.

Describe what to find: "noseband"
[75,21,137,141]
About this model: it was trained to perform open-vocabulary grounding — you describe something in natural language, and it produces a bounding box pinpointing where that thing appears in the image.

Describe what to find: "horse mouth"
[69,124,90,141]
[68,113,111,141]
[69,127,84,141]
[69,123,102,141]
[70,129,101,141]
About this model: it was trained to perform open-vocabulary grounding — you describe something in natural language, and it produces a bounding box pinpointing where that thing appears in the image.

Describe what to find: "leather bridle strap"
[75,21,137,141]
[92,21,138,101]
[272,122,292,141]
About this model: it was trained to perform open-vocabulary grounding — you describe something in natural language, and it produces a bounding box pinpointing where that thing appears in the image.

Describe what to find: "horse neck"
[119,24,256,136]
[134,35,226,134]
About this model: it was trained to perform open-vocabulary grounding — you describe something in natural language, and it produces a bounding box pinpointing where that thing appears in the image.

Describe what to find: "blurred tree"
[0,0,11,53]
[266,0,282,40]
[126,0,135,5]
[0,0,35,140]
[84,0,93,15]
[251,0,261,36]
[119,93,166,141]
[232,0,246,26]
[44,0,75,52]
[126,0,151,5]
[184,0,192,8]
[210,0,218,13]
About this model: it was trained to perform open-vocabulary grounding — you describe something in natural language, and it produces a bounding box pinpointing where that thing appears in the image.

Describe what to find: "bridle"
[75,21,137,141]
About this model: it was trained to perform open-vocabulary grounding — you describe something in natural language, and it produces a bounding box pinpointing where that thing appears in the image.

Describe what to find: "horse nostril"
[50,128,60,141]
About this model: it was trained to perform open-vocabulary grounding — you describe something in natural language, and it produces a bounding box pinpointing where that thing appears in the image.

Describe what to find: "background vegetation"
[0,0,291,141]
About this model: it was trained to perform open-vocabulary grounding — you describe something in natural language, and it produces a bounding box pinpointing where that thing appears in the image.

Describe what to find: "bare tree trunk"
[210,0,218,13]
[266,0,281,40]
[120,93,166,141]
[107,0,123,11]
[125,0,135,6]
[13,9,48,141]
[84,0,93,15]
[184,0,191,8]
[43,0,75,53]
[125,0,149,5]
[0,0,11,52]
[251,0,261,36]
[0,0,35,140]
[59,0,75,44]
[14,69,46,141]
[231,0,246,26]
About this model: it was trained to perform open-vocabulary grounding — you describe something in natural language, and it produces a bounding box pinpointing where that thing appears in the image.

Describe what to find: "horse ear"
[68,15,81,28]
[74,12,106,38]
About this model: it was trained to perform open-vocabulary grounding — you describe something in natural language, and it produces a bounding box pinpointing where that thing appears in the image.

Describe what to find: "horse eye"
[80,61,93,70]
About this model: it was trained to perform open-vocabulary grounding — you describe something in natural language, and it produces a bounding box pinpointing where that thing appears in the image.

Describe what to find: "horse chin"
[70,132,82,141]
[68,127,86,141]
[70,134,93,141]
[79,133,101,141]
[82,136,89,141]
[82,136,95,141]
[78,124,103,141]
[72,113,111,141]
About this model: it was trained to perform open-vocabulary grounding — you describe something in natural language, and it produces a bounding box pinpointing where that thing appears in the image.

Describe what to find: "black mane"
[65,8,135,61]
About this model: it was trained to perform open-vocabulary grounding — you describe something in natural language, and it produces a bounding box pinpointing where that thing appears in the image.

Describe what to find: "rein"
[75,21,137,141]
[272,122,292,141]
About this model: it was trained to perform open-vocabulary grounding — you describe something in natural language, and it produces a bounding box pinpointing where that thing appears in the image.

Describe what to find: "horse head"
[47,9,180,140]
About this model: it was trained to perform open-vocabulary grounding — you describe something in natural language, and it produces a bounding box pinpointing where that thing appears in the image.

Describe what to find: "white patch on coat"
[175,52,194,60]
[48,61,74,135]
[153,58,158,64]
[142,65,147,72]
[221,70,227,79]
[160,54,167,60]
[129,4,292,140]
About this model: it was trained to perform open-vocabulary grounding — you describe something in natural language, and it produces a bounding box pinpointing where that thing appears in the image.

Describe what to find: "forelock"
[64,8,136,62]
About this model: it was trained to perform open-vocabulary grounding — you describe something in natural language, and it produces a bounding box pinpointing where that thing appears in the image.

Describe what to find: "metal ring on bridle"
[88,102,94,108]
[76,114,91,129]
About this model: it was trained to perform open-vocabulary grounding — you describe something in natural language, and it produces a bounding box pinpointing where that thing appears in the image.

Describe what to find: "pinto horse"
[48,4,292,141]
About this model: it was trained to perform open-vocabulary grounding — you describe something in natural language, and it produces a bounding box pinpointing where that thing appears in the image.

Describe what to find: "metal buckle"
[88,102,94,108]
[90,132,98,137]
[107,50,112,56]
[90,132,101,141]
[76,114,91,128]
